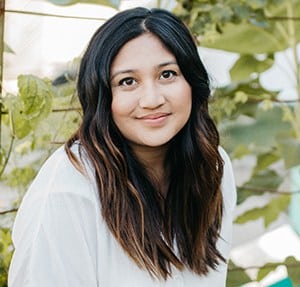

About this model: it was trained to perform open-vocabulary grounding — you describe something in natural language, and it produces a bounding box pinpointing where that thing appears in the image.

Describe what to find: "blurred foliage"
[227,256,300,286]
[175,0,300,204]
[175,0,300,53]
[175,0,300,285]
[0,228,12,287]
[0,71,80,185]
[235,194,290,227]
[1,0,97,282]
[226,260,252,286]
[1,0,300,286]
[0,68,81,283]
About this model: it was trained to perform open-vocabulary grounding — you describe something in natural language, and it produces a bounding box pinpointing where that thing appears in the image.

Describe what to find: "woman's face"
[110,33,192,150]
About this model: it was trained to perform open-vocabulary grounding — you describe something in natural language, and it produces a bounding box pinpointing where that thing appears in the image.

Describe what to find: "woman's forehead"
[110,34,177,73]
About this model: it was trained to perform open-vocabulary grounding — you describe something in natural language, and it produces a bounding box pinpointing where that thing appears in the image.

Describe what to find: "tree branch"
[229,261,300,272]
[0,207,18,215]
[0,0,6,149]
[238,185,300,195]
[5,9,107,21]
[267,16,300,21]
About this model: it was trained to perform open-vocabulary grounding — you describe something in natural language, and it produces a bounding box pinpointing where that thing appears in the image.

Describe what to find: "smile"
[137,113,171,126]
[139,113,170,120]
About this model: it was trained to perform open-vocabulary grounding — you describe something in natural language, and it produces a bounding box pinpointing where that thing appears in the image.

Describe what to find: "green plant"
[0,1,119,285]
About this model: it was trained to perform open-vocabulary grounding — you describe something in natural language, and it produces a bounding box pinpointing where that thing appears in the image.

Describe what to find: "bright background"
[2,0,300,286]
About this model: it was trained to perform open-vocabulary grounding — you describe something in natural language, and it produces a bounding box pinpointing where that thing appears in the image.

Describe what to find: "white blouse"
[8,145,236,287]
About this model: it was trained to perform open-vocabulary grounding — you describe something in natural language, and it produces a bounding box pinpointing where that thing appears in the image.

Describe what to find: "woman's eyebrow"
[110,69,136,81]
[157,60,178,68]
[110,61,178,81]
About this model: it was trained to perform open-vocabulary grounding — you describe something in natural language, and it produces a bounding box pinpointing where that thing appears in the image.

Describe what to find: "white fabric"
[8,145,236,287]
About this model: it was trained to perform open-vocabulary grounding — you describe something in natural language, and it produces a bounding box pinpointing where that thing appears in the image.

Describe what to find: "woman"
[8,7,236,287]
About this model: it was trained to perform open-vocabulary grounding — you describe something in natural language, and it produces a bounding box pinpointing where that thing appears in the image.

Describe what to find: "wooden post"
[0,0,5,148]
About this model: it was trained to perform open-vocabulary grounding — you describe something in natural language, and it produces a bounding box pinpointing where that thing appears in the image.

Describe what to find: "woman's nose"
[138,82,165,109]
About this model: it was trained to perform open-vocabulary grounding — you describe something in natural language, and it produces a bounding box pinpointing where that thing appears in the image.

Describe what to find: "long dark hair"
[65,7,224,279]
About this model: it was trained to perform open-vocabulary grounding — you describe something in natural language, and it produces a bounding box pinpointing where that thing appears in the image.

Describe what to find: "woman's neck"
[131,144,169,197]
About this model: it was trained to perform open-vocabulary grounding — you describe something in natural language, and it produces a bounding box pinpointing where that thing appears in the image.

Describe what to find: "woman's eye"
[160,70,177,80]
[119,77,136,86]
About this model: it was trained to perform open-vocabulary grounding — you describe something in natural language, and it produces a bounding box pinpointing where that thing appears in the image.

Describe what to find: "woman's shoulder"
[218,146,237,212]
[10,145,103,282]
[27,143,96,201]
[218,146,231,164]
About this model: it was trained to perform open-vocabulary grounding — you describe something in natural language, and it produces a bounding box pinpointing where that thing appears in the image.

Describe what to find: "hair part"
[66,7,224,279]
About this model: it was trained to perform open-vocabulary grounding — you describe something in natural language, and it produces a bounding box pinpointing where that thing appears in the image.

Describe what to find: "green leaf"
[232,144,252,159]
[9,98,33,139]
[240,169,283,197]
[230,54,274,81]
[201,22,287,53]
[0,147,5,168]
[236,186,255,205]
[235,194,290,227]
[232,3,251,21]
[220,107,292,153]
[0,227,13,277]
[234,91,248,104]
[227,260,252,286]
[210,4,233,23]
[277,138,300,169]
[253,151,280,174]
[248,0,267,9]
[8,75,53,139]
[285,256,300,286]
[212,78,278,124]
[47,0,120,8]
[250,165,281,189]
[4,43,14,54]
[235,205,264,224]
[14,140,34,155]
[18,75,53,119]
[261,99,274,111]
[257,262,277,281]
[52,81,77,98]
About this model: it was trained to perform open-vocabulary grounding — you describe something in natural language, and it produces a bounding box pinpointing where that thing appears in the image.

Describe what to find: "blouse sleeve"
[8,148,100,287]
[195,147,237,287]
[219,146,237,213]
[217,146,237,263]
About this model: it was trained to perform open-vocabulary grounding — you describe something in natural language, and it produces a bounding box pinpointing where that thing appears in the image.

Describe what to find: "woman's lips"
[139,113,170,120]
[137,113,171,126]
